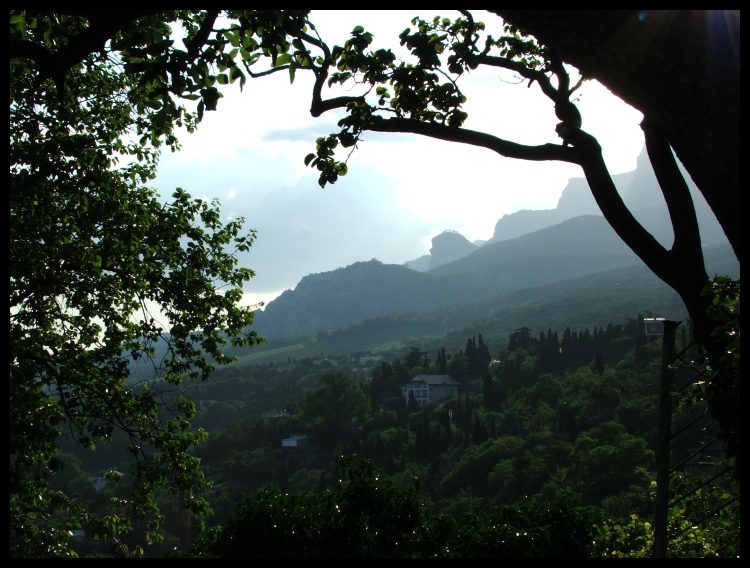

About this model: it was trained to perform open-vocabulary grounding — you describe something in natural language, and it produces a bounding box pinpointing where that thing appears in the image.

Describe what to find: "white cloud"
[154,10,647,296]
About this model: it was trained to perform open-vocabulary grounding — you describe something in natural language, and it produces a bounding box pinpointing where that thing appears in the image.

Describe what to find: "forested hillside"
[55,316,739,557]
[234,242,737,363]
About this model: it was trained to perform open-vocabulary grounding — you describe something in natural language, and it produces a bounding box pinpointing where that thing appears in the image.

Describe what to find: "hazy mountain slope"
[404,254,431,272]
[432,215,638,278]
[489,208,564,243]
[254,260,438,339]
[239,243,737,362]
[256,216,645,341]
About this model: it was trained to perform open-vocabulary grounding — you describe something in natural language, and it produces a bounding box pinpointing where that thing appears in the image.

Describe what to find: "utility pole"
[653,319,679,557]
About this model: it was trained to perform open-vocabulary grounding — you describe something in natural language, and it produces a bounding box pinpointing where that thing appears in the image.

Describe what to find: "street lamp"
[643,317,666,337]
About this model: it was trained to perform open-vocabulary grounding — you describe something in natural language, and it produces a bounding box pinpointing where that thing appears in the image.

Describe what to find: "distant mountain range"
[307,242,738,358]
[252,148,737,343]
[253,219,736,342]
[405,147,728,271]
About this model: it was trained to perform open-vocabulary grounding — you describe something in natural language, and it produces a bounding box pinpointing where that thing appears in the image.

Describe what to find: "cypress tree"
[472,414,488,444]
[436,347,448,373]
[594,350,605,375]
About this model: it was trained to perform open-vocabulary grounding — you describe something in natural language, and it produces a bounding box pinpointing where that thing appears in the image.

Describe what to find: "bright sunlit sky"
[153,10,645,306]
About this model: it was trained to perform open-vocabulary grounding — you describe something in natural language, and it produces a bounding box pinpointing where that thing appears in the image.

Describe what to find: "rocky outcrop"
[428,231,477,270]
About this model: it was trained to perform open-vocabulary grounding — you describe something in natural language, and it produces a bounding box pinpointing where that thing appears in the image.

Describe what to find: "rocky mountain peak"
[429,230,477,270]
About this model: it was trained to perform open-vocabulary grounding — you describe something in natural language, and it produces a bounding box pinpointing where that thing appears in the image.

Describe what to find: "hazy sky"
[153,10,645,306]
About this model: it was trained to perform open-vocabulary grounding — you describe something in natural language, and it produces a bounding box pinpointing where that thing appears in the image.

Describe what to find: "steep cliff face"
[488,209,563,244]
[554,175,600,219]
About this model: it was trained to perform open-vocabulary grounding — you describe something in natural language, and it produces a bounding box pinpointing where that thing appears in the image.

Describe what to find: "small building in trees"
[281,434,309,448]
[281,434,313,468]
[402,374,461,407]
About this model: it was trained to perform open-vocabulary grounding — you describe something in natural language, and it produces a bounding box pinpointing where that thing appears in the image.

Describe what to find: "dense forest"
[53,316,739,557]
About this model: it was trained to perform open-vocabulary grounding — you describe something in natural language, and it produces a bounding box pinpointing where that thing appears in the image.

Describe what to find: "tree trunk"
[493,10,740,263]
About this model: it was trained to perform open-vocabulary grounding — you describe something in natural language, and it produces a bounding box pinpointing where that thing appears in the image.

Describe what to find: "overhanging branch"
[476,54,554,98]
[549,51,570,95]
[476,53,580,127]
[10,10,162,94]
[185,9,220,59]
[366,117,578,163]
[298,27,365,118]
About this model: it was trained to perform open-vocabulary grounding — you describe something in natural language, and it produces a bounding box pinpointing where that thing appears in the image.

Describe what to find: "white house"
[402,374,461,407]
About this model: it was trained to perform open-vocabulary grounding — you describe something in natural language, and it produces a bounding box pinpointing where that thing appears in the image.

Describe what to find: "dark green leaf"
[275,53,292,67]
